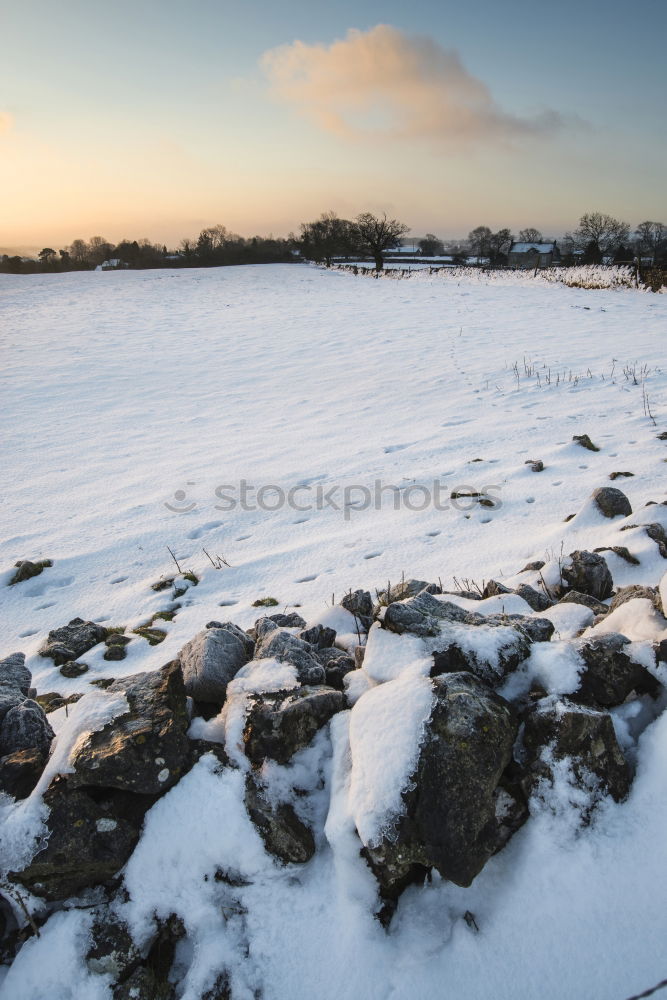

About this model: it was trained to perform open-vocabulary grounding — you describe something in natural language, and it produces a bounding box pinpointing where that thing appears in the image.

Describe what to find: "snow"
[1,263,667,999]
[348,666,434,847]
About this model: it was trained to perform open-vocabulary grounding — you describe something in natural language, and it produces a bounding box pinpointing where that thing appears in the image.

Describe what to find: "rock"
[376,579,442,609]
[202,974,231,1000]
[363,673,518,893]
[525,460,544,472]
[562,550,613,601]
[267,612,307,629]
[104,634,132,662]
[299,624,337,650]
[243,686,345,765]
[59,660,89,678]
[132,626,166,646]
[609,471,634,480]
[558,591,609,614]
[340,590,374,629]
[482,580,512,598]
[9,559,52,585]
[573,434,600,452]
[0,747,48,799]
[86,911,142,979]
[0,700,54,756]
[489,615,555,644]
[244,776,315,864]
[11,776,151,899]
[383,591,471,637]
[316,647,356,691]
[514,583,553,612]
[112,966,175,1000]
[36,691,82,714]
[591,487,632,519]
[253,629,325,686]
[0,653,31,697]
[68,661,191,795]
[40,618,108,664]
[103,645,127,662]
[431,624,532,685]
[179,625,252,703]
[522,699,630,803]
[609,585,660,613]
[575,633,659,707]
[594,545,639,566]
[645,523,667,558]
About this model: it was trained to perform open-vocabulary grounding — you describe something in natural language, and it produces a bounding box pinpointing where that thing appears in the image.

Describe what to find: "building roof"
[510,242,557,254]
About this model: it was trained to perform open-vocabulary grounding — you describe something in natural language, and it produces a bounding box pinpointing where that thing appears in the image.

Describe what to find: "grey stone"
[522,699,630,803]
[573,434,600,452]
[40,618,108,663]
[609,585,660,614]
[0,700,54,756]
[558,591,609,614]
[0,653,31,696]
[363,672,518,893]
[244,776,315,864]
[299,624,337,650]
[86,912,142,980]
[68,661,191,795]
[562,550,613,601]
[179,625,252,703]
[254,629,325,685]
[243,686,346,764]
[514,584,553,612]
[59,660,89,678]
[575,632,659,707]
[267,612,307,629]
[591,487,632,519]
[0,747,48,800]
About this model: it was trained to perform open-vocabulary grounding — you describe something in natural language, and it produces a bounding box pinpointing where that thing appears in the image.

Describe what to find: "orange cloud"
[262,25,569,146]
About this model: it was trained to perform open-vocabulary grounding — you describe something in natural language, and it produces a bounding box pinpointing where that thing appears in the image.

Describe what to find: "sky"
[1,0,665,250]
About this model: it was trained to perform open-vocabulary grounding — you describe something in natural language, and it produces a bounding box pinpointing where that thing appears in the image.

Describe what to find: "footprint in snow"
[292,518,309,525]
[296,575,318,583]
[427,530,441,537]
[364,552,382,560]
[552,481,563,486]
[384,443,412,454]
[27,576,74,596]
[19,629,39,638]
[235,534,252,541]
[111,576,127,585]
[218,599,238,607]
[578,465,588,470]
[187,520,224,540]
[36,601,57,610]
[526,497,535,504]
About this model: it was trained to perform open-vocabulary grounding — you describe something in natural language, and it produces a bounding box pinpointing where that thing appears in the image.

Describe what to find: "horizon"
[2,0,665,247]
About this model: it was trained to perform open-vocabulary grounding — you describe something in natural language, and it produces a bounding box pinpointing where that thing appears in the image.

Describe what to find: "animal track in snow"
[364,551,382,560]
[111,576,127,584]
[187,520,224,540]
[19,629,39,638]
[296,574,318,583]
[384,443,412,454]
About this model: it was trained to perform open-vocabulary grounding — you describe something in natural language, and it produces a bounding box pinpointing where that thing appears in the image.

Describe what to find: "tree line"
[1,212,664,275]
[0,226,295,274]
[299,212,666,270]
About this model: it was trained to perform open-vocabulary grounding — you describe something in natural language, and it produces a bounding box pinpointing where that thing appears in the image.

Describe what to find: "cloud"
[0,112,13,135]
[261,25,571,146]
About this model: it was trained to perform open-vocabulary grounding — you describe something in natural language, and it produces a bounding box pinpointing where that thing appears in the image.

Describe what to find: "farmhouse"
[508,240,560,268]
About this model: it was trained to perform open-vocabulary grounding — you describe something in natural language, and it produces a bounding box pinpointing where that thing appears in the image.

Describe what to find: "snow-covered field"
[1,264,667,999]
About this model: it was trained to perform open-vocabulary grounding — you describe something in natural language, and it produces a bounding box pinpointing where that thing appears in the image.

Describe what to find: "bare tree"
[467,226,492,260]
[354,213,409,271]
[488,228,513,263]
[572,212,630,256]
[418,233,445,256]
[300,212,355,266]
[635,221,666,264]
[518,228,543,243]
